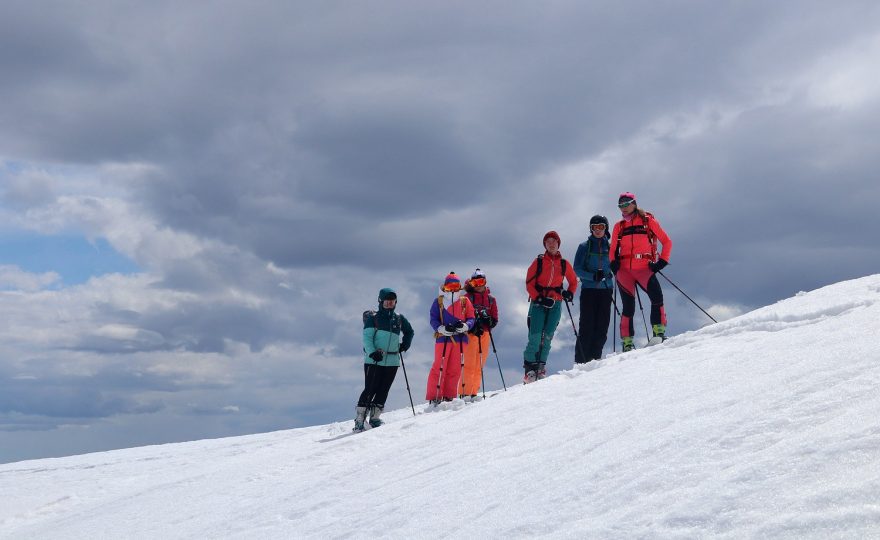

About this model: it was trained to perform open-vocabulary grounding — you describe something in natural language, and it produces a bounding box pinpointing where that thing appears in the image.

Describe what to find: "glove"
[472,326,484,337]
[437,325,455,337]
[490,317,497,328]
[648,259,668,273]
[477,315,492,326]
[536,297,555,308]
[399,344,409,353]
[455,321,469,334]
[594,270,605,282]
[610,259,620,275]
[445,323,458,334]
[561,290,574,302]
[368,350,383,363]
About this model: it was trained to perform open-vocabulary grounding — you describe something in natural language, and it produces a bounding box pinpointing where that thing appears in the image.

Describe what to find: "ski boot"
[353,406,368,432]
[652,324,667,341]
[622,336,634,352]
[523,364,538,384]
[648,324,667,346]
[536,363,547,380]
[368,405,384,428]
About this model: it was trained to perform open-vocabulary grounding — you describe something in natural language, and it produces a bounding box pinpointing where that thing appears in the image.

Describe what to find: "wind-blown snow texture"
[2,275,880,539]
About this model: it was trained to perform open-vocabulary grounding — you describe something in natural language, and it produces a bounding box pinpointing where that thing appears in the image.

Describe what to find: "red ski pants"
[426,338,465,401]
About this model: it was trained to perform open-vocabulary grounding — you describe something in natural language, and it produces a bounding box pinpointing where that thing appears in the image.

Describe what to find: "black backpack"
[526,254,568,296]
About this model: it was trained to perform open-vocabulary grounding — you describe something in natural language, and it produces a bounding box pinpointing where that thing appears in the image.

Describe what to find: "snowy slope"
[2,275,880,539]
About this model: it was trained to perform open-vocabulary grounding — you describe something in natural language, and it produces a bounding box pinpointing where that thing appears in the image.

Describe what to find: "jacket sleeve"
[650,217,672,262]
[573,243,591,282]
[565,258,578,295]
[489,295,499,327]
[464,298,476,329]
[525,258,540,300]
[362,312,377,354]
[400,315,414,351]
[609,222,621,262]
[429,299,442,331]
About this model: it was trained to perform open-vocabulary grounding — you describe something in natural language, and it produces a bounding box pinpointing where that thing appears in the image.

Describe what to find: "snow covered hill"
[2,275,880,539]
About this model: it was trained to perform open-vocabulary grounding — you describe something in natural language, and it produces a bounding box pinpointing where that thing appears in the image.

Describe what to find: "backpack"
[526,254,568,296]
[615,211,657,260]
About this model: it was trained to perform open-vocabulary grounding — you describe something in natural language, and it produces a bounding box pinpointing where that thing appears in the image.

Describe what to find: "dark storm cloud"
[623,99,880,308]
[2,2,842,264]
[0,368,165,422]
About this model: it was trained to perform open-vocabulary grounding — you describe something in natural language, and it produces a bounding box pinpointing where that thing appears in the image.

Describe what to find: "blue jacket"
[573,236,613,290]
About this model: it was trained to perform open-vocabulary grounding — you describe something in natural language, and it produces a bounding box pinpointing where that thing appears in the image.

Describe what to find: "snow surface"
[2,275,880,539]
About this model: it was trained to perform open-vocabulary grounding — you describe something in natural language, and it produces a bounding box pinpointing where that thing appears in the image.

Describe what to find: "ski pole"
[613,282,618,353]
[635,285,651,341]
[564,298,590,363]
[658,271,718,323]
[487,328,507,391]
[478,332,486,400]
[459,337,466,399]
[435,337,449,403]
[398,350,416,416]
[609,282,622,317]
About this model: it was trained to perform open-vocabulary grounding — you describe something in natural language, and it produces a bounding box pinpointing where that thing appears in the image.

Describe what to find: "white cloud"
[802,33,880,110]
[0,265,60,292]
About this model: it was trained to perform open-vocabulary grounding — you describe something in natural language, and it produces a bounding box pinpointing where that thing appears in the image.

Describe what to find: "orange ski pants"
[461,332,489,396]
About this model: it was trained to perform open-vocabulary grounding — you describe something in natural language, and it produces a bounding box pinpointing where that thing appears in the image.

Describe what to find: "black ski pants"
[357,364,399,408]
[576,288,613,362]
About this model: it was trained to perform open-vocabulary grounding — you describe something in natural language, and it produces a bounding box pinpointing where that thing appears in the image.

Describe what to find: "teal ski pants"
[523,300,562,365]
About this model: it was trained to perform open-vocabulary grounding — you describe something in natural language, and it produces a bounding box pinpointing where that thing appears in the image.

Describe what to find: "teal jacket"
[363,290,414,367]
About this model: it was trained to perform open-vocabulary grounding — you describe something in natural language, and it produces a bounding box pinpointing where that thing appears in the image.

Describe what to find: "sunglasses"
[618,199,635,208]
[590,223,607,231]
[470,277,487,287]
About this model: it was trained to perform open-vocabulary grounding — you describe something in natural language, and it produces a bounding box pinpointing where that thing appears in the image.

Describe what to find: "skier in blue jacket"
[572,215,614,362]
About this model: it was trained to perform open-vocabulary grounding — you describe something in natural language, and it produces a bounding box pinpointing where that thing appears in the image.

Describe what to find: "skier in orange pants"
[461,269,499,401]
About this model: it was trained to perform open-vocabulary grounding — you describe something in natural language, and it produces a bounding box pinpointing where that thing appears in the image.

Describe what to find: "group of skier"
[353,191,672,432]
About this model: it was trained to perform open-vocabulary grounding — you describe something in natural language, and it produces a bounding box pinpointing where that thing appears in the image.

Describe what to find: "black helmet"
[589,215,610,238]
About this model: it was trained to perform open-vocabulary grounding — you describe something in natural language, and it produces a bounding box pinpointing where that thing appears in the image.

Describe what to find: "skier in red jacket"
[523,231,578,382]
[609,192,673,352]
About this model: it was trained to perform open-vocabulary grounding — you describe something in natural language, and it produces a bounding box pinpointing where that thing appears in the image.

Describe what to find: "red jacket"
[465,287,499,330]
[525,251,578,301]
[609,212,672,271]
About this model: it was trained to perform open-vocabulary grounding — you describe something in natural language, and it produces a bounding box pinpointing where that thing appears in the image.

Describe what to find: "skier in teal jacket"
[354,288,414,432]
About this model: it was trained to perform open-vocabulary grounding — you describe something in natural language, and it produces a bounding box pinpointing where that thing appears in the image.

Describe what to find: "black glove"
[368,350,383,363]
[561,290,574,302]
[594,270,605,282]
[536,297,555,308]
[472,326,484,337]
[648,259,668,273]
[455,321,469,334]
[399,344,409,353]
[610,259,620,275]
[445,323,458,334]
[490,318,497,328]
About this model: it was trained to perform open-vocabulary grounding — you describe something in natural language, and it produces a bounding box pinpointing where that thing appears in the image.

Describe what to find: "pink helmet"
[618,191,636,203]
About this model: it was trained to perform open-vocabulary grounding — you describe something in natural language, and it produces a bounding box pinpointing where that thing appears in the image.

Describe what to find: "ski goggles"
[618,199,635,208]
[443,283,462,292]
[470,277,487,287]
[590,223,607,232]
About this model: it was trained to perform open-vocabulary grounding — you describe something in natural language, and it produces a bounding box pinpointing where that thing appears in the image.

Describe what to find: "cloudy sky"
[2,1,879,463]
